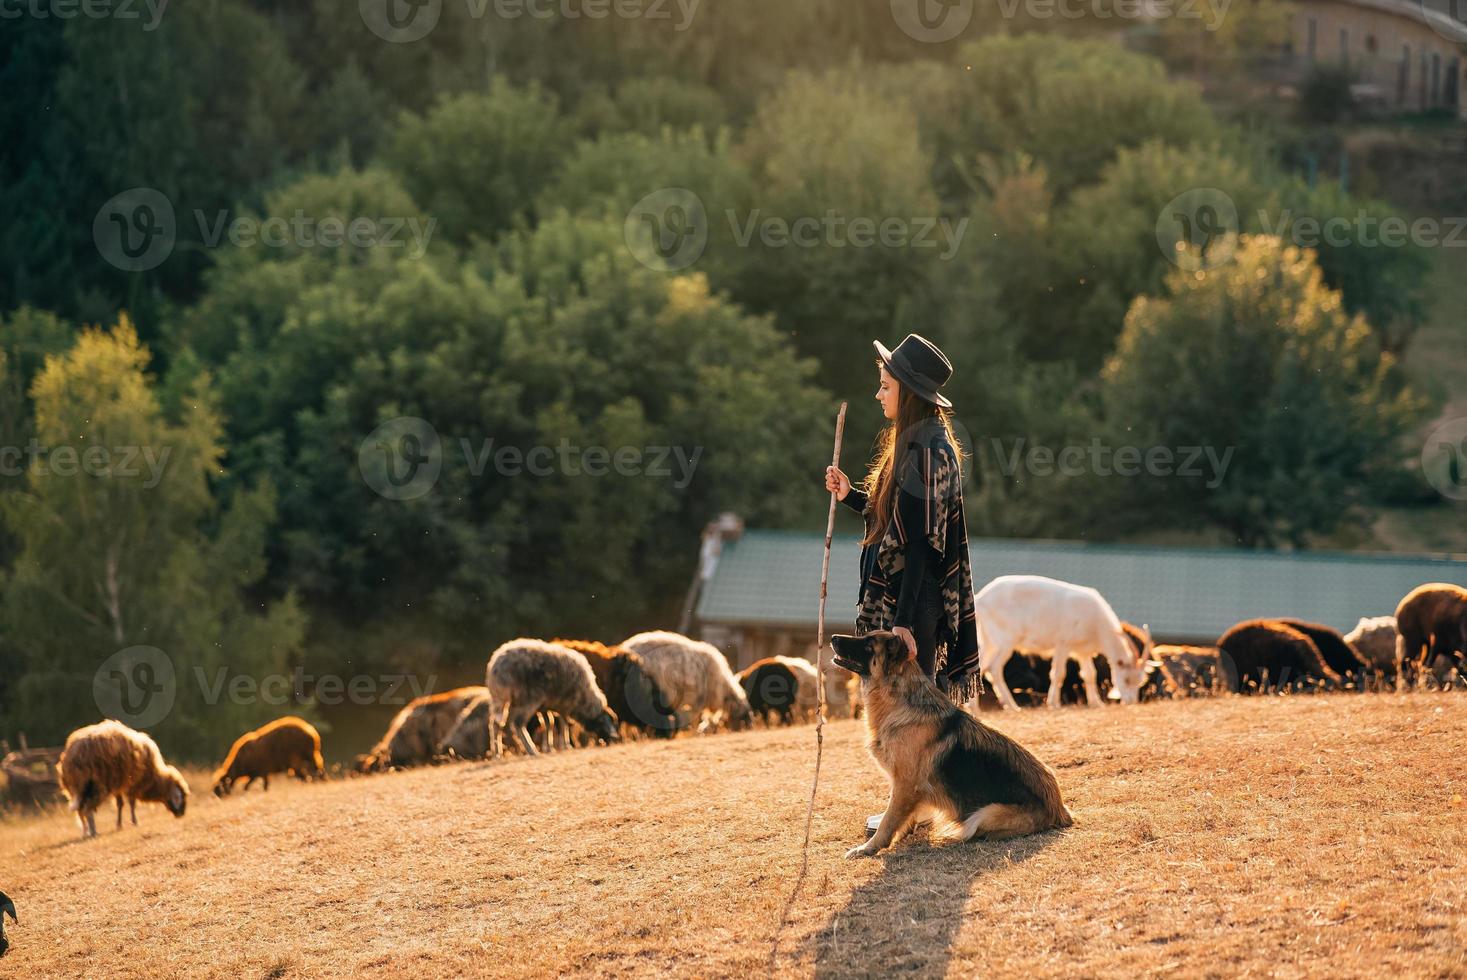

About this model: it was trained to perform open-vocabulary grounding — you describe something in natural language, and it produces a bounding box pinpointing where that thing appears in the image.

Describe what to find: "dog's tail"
[956,800,1071,841]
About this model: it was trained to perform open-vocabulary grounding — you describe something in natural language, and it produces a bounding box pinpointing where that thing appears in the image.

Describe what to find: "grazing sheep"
[1275,619,1369,687]
[0,891,14,958]
[486,639,621,757]
[1394,583,1467,686]
[1150,645,1223,697]
[213,717,325,796]
[620,630,753,733]
[976,575,1150,709]
[436,693,493,759]
[552,638,678,738]
[773,655,821,721]
[738,658,804,726]
[56,720,189,839]
[356,687,488,773]
[1215,620,1341,694]
[1344,616,1399,683]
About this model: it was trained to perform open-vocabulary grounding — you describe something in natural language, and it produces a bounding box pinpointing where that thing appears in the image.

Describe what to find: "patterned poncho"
[851,417,982,704]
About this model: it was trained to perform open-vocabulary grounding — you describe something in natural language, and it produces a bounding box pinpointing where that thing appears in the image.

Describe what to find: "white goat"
[975,574,1149,709]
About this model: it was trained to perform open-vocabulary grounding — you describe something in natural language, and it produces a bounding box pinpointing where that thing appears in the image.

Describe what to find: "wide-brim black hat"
[874,333,953,408]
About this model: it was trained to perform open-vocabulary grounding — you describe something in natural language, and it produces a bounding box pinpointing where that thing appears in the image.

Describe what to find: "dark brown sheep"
[213,717,326,796]
[0,891,15,958]
[1216,619,1342,694]
[1150,645,1223,697]
[737,658,803,726]
[552,639,677,738]
[1394,583,1467,685]
[1275,619,1369,687]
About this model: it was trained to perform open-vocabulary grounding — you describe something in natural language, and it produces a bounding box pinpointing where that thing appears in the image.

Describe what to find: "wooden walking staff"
[769,400,847,972]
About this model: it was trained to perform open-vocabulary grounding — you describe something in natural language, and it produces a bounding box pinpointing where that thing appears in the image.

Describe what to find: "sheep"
[356,687,488,773]
[620,630,753,733]
[1215,620,1341,694]
[485,638,621,757]
[1344,616,1399,684]
[824,667,861,720]
[773,655,821,721]
[436,693,493,759]
[213,717,325,796]
[56,720,189,839]
[1394,583,1467,687]
[1275,618,1369,688]
[738,658,804,726]
[551,638,678,738]
[975,575,1151,709]
[1150,645,1223,697]
[0,891,14,958]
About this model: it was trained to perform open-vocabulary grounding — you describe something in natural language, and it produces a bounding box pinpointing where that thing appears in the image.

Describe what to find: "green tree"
[1100,235,1424,546]
[0,317,305,755]
[382,80,576,245]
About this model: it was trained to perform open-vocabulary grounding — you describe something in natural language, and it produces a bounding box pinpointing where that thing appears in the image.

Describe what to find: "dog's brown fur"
[213,717,326,796]
[835,632,1072,858]
[56,720,190,839]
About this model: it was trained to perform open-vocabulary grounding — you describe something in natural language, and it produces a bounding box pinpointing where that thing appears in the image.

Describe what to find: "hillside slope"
[2,694,1464,978]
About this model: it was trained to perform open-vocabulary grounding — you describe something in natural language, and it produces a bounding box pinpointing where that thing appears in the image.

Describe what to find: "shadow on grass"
[809,830,1059,978]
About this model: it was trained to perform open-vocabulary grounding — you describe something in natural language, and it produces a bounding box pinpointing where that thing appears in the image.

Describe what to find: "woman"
[824,334,981,702]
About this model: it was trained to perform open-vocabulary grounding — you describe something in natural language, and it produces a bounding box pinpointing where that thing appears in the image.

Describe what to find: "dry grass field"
[2,693,1464,979]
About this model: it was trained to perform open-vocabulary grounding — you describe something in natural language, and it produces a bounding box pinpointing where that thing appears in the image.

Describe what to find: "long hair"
[861,361,964,546]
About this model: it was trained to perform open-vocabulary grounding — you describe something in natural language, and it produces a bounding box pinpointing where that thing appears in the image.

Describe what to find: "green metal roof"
[694,529,1467,641]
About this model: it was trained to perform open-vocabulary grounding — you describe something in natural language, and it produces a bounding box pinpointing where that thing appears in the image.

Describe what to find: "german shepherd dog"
[831,631,1074,858]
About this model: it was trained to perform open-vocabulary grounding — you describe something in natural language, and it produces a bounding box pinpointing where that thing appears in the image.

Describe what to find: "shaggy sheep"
[213,717,325,796]
[356,687,488,773]
[435,693,493,759]
[1150,645,1223,697]
[738,658,803,726]
[1275,619,1369,687]
[620,630,753,733]
[485,639,621,757]
[0,891,14,958]
[1344,616,1399,683]
[551,638,678,738]
[1394,583,1467,686]
[56,720,189,839]
[824,668,860,720]
[1215,620,1342,694]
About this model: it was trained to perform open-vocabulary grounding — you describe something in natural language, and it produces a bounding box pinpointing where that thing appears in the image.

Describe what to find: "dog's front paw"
[845,843,879,859]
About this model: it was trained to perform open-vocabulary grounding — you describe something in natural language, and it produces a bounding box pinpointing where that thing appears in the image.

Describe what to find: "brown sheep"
[738,658,803,726]
[1216,620,1342,694]
[356,687,488,773]
[551,639,678,738]
[1150,645,1223,697]
[1394,583,1467,686]
[56,720,190,839]
[1274,619,1369,687]
[213,717,326,796]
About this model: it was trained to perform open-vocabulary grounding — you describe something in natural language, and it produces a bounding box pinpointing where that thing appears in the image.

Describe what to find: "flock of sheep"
[45,580,1466,841]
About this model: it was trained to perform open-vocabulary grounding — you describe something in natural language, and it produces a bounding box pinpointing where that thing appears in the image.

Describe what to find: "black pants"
[912,576,945,681]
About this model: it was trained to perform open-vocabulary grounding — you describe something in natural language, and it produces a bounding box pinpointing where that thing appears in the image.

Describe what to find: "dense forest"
[0,0,1449,751]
